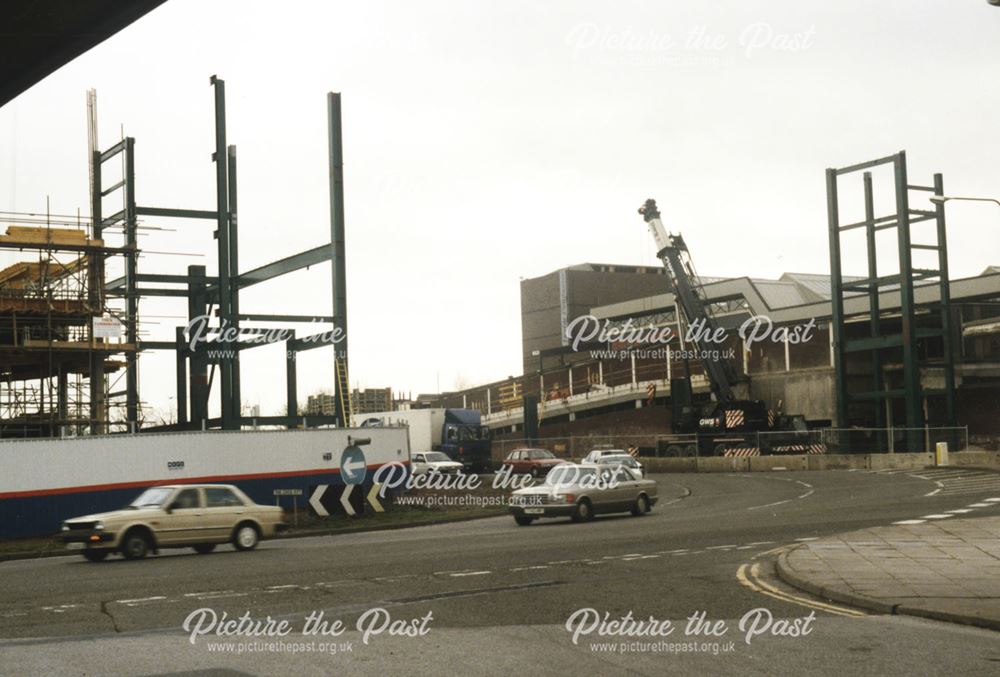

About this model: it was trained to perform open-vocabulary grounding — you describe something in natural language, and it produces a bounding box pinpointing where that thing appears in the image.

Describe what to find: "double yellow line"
[736,561,865,618]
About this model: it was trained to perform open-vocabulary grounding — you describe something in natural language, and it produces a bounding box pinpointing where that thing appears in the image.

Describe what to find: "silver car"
[508,463,657,526]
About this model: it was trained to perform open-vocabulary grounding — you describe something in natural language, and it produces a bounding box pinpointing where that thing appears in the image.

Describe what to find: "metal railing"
[491,426,971,460]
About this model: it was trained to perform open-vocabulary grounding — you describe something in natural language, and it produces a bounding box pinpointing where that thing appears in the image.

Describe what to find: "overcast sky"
[1,0,999,420]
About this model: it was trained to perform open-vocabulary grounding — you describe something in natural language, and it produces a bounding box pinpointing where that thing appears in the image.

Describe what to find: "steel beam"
[135,206,217,220]
[234,245,331,289]
[238,313,335,323]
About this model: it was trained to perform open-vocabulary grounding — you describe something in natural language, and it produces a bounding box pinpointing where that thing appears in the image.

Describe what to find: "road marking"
[921,514,954,519]
[748,499,791,511]
[794,537,818,542]
[985,498,1000,503]
[945,509,974,514]
[657,549,689,554]
[967,503,991,508]
[752,545,791,559]
[706,544,737,550]
[622,555,659,561]
[892,519,926,525]
[925,488,941,496]
[115,596,166,606]
[747,541,775,546]
[736,563,863,618]
[449,570,491,577]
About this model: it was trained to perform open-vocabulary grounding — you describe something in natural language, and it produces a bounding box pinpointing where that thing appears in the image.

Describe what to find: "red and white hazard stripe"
[723,447,760,457]
[724,410,745,428]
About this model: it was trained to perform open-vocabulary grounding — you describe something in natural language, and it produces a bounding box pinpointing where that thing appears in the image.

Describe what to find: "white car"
[411,451,464,476]
[581,449,629,464]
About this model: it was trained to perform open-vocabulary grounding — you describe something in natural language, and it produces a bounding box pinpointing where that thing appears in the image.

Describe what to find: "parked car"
[411,451,464,476]
[501,448,568,477]
[508,463,657,525]
[595,453,645,477]
[60,484,287,562]
[581,448,629,464]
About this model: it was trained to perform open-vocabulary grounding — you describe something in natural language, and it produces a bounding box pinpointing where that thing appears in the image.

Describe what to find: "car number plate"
[66,542,84,550]
[524,508,545,515]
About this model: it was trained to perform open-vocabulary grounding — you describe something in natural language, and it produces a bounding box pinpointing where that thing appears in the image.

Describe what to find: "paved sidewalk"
[777,516,1000,631]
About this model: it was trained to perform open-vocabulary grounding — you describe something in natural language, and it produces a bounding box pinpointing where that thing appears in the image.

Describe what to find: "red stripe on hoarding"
[0,461,409,500]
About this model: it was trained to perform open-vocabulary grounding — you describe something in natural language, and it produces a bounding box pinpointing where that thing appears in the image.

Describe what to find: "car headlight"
[61,524,69,532]
[94,521,105,531]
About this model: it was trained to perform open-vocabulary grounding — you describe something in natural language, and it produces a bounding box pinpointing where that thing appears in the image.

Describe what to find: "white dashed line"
[115,596,166,606]
[968,503,991,508]
[893,519,927,525]
[921,514,954,520]
[794,537,818,542]
[449,570,491,577]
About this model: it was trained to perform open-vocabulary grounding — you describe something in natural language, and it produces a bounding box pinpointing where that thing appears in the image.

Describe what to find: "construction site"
[0,81,354,438]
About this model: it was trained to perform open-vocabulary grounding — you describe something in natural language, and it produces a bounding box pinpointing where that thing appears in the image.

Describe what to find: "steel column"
[124,137,139,428]
[893,153,924,448]
[175,326,188,425]
[328,92,349,427]
[825,168,848,429]
[863,172,884,431]
[286,331,298,429]
[227,144,241,422]
[211,75,234,429]
[933,172,957,427]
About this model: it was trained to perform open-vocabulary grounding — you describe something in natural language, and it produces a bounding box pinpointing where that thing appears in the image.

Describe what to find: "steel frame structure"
[826,151,956,451]
[99,76,352,431]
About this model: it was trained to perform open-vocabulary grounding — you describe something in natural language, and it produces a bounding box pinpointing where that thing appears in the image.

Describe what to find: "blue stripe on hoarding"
[1,463,409,540]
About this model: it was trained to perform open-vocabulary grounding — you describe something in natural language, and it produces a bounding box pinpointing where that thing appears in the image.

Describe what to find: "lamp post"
[930,195,1000,208]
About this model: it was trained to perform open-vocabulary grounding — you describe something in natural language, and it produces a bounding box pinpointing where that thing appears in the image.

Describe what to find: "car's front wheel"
[514,515,534,526]
[631,493,650,516]
[571,499,594,523]
[82,550,109,562]
[120,530,150,560]
[233,523,260,551]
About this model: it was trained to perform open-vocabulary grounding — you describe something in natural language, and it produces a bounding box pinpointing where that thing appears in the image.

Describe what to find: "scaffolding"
[0,215,133,437]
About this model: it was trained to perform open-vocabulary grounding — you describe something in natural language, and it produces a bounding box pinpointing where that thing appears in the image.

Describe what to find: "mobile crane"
[638,199,822,457]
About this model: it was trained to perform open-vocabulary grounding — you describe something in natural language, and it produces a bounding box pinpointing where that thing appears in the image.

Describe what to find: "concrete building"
[436,263,1000,448]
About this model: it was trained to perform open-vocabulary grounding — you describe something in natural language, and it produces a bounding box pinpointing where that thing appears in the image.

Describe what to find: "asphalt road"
[2,468,1000,676]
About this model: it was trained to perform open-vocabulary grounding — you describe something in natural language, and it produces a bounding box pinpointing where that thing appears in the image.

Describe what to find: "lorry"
[359,408,493,472]
[639,199,823,457]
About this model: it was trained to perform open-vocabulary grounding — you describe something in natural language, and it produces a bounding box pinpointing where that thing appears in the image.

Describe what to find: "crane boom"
[639,198,740,403]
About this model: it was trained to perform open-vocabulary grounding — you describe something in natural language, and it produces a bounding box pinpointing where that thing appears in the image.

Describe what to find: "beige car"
[61,484,287,562]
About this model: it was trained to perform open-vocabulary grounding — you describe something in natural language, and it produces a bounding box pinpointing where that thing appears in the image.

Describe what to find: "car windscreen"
[129,486,173,508]
[598,456,635,465]
[424,452,452,463]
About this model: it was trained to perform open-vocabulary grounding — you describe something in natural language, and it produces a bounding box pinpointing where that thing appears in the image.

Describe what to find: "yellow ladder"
[335,357,353,427]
